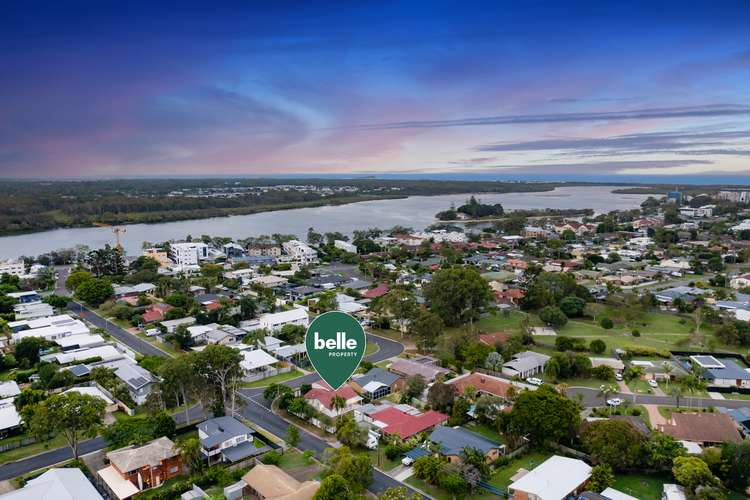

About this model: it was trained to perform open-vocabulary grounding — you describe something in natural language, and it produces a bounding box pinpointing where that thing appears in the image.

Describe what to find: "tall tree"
[28,392,105,459]
[192,345,243,414]
[424,267,492,327]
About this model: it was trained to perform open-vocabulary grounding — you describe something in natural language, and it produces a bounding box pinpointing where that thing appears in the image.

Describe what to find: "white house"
[258,308,309,331]
[0,259,25,277]
[12,319,89,342]
[239,349,279,381]
[0,467,104,500]
[508,455,592,500]
[334,240,358,254]
[502,351,550,379]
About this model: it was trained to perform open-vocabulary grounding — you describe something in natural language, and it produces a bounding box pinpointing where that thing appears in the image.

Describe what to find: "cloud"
[349,104,750,131]
[411,159,715,175]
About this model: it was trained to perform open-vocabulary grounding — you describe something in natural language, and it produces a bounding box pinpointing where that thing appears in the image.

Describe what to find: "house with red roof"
[304,382,362,419]
[141,303,174,324]
[362,284,389,299]
[449,372,514,399]
[494,288,525,305]
[369,406,448,439]
[479,332,512,347]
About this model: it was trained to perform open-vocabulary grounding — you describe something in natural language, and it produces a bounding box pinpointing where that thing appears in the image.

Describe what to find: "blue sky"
[1,1,749,180]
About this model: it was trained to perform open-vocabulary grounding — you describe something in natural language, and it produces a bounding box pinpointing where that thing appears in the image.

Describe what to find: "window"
[169,466,178,473]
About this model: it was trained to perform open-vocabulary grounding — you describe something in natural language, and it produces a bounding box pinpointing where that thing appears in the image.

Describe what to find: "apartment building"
[169,242,208,267]
[282,239,318,265]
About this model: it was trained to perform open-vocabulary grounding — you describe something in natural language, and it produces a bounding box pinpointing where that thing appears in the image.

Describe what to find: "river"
[0,185,650,259]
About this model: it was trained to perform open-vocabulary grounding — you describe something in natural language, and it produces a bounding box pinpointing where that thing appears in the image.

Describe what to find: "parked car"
[526,377,543,386]
[402,456,414,466]
[606,398,622,406]
[648,379,658,388]
[615,372,623,381]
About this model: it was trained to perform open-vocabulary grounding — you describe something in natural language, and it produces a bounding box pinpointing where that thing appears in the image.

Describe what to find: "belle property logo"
[305,311,366,389]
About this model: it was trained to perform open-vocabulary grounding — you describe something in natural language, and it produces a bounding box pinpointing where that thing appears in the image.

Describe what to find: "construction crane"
[92,222,126,251]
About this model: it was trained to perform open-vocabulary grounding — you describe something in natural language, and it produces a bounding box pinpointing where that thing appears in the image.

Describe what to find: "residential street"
[568,386,750,410]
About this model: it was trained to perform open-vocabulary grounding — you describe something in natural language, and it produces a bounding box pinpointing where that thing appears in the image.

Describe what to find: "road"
[56,265,170,358]
[236,390,427,498]
[0,405,206,481]
[568,387,750,410]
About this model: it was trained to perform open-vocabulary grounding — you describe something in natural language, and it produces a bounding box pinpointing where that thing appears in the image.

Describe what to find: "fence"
[243,365,292,383]
[0,433,53,453]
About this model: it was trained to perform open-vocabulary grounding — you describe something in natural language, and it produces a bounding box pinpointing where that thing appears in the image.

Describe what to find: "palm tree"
[599,384,619,413]
[662,362,674,388]
[668,384,684,409]
[331,395,347,416]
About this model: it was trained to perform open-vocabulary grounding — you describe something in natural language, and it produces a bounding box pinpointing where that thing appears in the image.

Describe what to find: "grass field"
[0,433,67,464]
[365,342,379,356]
[613,472,672,498]
[242,369,303,388]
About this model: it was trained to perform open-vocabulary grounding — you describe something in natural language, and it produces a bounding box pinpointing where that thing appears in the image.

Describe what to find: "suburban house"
[141,303,173,324]
[690,355,750,389]
[113,283,156,299]
[361,283,389,299]
[387,358,449,384]
[660,412,743,446]
[257,308,309,331]
[351,368,403,399]
[239,348,281,381]
[369,405,448,439]
[502,351,550,379]
[304,382,362,419]
[0,398,22,437]
[99,437,183,499]
[429,426,505,463]
[0,468,103,500]
[160,316,196,334]
[198,416,257,464]
[508,455,592,500]
[114,362,157,405]
[241,463,319,500]
[449,372,514,399]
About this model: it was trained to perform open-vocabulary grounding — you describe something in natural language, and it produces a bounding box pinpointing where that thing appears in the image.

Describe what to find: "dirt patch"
[286,464,322,482]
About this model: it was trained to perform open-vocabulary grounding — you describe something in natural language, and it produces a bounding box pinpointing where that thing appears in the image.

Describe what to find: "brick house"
[99,437,183,498]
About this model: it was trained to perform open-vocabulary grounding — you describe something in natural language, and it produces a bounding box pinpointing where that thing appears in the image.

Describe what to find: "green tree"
[159,355,198,424]
[424,267,492,327]
[286,425,301,447]
[336,414,367,448]
[646,433,686,470]
[178,436,204,473]
[28,392,105,459]
[539,306,568,327]
[323,446,373,493]
[719,439,750,492]
[192,344,243,413]
[405,374,427,400]
[427,382,456,412]
[560,296,586,317]
[581,420,646,470]
[409,309,444,351]
[672,456,717,492]
[75,277,114,306]
[378,486,421,500]
[588,464,615,492]
[413,455,443,484]
[14,337,50,367]
[65,270,92,291]
[589,339,607,354]
[315,474,353,500]
[509,385,580,445]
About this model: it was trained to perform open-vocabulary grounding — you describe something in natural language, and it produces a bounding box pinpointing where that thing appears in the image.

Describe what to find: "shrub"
[262,450,282,465]
[589,339,606,354]
[599,317,614,329]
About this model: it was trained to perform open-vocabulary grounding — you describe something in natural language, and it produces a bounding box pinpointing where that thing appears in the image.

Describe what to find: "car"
[526,377,543,386]
[606,398,622,406]
[401,456,414,466]
[648,379,658,388]
[615,372,623,381]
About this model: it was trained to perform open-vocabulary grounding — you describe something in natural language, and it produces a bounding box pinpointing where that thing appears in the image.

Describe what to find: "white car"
[648,379,658,388]
[526,377,543,386]
[401,457,414,466]
[615,372,623,381]
[606,398,622,406]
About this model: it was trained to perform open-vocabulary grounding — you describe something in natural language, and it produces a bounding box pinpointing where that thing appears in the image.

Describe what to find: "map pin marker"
[305,311,366,390]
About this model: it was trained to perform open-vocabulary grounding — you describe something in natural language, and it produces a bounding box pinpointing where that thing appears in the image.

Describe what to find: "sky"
[2,1,750,181]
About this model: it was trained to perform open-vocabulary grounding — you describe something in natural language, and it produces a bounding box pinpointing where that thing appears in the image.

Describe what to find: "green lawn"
[365,449,401,471]
[0,433,67,464]
[486,450,554,491]
[365,342,379,356]
[463,422,505,444]
[278,449,313,470]
[241,369,304,388]
[477,310,536,332]
[613,472,672,499]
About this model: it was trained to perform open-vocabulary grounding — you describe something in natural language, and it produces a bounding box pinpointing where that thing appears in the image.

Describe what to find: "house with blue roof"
[428,426,505,463]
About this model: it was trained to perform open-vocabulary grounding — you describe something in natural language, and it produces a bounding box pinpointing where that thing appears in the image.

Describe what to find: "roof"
[387,358,448,381]
[370,406,448,439]
[63,386,114,405]
[241,464,319,500]
[97,465,139,500]
[107,436,179,473]
[198,416,253,448]
[0,398,22,431]
[429,426,502,456]
[509,455,592,500]
[600,487,639,500]
[702,358,750,381]
[449,372,512,398]
[304,384,360,409]
[0,381,20,399]
[503,351,550,373]
[115,362,154,391]
[240,349,278,371]
[353,367,400,390]
[362,284,389,299]
[4,468,103,500]
[479,332,512,346]
[661,412,742,444]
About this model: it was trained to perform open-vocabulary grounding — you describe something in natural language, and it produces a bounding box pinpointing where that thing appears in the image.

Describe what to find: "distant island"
[0,178,566,236]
